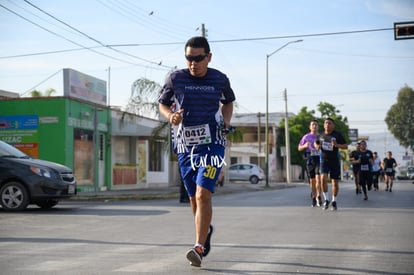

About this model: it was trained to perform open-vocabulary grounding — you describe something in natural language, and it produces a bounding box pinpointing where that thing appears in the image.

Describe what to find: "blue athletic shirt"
[158,68,236,153]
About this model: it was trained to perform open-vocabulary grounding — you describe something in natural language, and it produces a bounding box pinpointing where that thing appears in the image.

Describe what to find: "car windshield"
[408,167,414,173]
[0,141,29,158]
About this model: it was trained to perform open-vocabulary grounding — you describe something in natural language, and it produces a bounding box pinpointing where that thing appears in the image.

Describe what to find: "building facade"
[229,112,296,182]
[0,97,170,192]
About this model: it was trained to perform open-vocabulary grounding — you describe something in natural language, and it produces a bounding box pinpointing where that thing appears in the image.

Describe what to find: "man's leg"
[315,174,322,206]
[320,173,330,209]
[330,178,339,210]
[194,186,212,247]
[309,177,317,206]
[385,175,389,191]
[389,176,394,192]
[321,174,328,193]
[355,172,361,193]
[332,179,339,197]
[186,186,212,267]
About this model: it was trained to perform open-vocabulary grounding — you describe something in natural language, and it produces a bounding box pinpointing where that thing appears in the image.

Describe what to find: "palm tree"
[29,88,56,97]
[125,78,161,119]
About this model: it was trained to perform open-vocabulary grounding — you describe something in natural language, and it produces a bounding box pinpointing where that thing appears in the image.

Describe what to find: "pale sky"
[1,0,414,140]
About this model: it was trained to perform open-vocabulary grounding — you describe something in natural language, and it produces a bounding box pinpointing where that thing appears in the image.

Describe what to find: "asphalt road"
[1,180,413,274]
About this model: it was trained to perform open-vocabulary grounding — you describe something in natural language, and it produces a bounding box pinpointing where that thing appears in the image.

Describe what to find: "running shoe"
[364,196,368,200]
[311,198,317,207]
[323,200,330,210]
[203,225,214,257]
[389,188,392,192]
[331,201,337,211]
[186,245,203,267]
[317,196,322,207]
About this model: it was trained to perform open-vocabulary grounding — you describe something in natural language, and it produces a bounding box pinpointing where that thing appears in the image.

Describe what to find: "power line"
[210,28,394,43]
[104,27,395,46]
[0,3,142,67]
[22,0,174,69]
[5,0,83,39]
[0,27,401,60]
[0,47,102,59]
[20,69,62,96]
[122,0,192,35]
[95,0,191,41]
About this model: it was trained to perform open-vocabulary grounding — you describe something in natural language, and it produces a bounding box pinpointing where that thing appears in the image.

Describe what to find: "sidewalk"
[70,181,299,201]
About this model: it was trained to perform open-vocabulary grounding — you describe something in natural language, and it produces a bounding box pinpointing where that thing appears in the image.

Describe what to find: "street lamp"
[284,88,291,184]
[265,39,303,187]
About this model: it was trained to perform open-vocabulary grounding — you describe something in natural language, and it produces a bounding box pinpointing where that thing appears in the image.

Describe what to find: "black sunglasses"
[185,54,208,62]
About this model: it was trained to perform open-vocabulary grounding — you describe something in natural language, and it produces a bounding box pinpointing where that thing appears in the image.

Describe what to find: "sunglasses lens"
[186,55,206,62]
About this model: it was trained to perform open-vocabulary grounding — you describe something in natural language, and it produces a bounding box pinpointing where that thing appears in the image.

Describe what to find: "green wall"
[0,97,111,191]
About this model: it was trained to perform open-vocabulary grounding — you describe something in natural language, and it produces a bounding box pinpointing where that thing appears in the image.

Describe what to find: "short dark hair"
[324,117,335,124]
[185,36,210,54]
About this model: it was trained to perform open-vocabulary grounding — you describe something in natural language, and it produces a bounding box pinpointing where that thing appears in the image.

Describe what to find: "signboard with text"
[0,115,39,158]
[63,68,107,105]
[348,128,358,142]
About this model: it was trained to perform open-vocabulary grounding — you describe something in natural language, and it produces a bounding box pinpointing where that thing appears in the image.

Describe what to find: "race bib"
[361,164,369,171]
[386,168,393,173]
[183,124,211,146]
[310,149,320,156]
[322,141,333,151]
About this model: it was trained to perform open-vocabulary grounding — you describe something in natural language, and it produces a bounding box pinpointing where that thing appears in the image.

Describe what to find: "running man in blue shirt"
[158,36,235,267]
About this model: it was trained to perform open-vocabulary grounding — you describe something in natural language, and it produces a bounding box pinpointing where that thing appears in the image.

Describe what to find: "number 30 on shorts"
[203,165,217,179]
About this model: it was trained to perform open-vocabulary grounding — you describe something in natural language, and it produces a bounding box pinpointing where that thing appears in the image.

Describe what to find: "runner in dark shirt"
[316,118,348,211]
[159,36,235,268]
[357,141,373,200]
[349,142,361,194]
[381,151,397,192]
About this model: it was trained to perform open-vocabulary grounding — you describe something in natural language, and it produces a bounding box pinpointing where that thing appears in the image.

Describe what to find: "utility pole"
[284,88,291,184]
[258,112,262,154]
[265,39,303,187]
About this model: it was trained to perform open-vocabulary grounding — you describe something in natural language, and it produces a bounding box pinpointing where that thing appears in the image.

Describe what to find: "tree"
[125,78,162,119]
[316,102,350,145]
[277,103,350,167]
[29,88,56,97]
[124,77,172,160]
[385,85,414,151]
[277,107,317,167]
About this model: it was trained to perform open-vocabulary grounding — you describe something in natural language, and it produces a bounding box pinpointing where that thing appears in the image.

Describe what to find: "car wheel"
[36,199,59,209]
[0,181,30,211]
[249,175,259,184]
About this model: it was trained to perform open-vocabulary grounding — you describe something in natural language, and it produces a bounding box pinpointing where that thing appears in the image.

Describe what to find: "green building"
[0,96,171,192]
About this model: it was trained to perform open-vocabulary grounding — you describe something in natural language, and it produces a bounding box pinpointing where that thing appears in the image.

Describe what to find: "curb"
[69,182,297,202]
